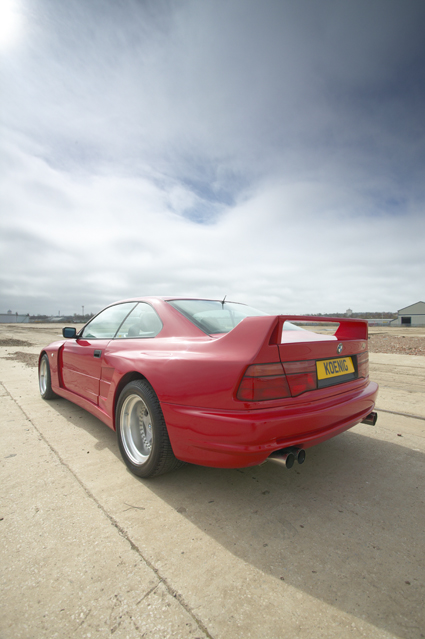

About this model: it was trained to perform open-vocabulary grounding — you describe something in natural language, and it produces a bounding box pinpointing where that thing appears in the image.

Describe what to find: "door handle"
[94,350,102,358]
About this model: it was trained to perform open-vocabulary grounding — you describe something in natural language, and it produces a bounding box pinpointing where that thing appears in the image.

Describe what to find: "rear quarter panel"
[103,315,282,413]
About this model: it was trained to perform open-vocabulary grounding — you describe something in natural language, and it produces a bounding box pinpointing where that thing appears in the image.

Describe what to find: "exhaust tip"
[268,451,295,469]
[286,453,295,469]
[361,411,378,426]
[268,447,305,469]
[297,449,306,464]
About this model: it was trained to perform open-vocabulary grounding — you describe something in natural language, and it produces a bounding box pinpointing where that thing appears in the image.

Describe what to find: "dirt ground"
[368,326,425,356]
[1,323,424,639]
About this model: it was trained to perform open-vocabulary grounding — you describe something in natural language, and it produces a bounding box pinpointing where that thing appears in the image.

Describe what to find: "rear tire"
[116,379,184,478]
[39,353,58,400]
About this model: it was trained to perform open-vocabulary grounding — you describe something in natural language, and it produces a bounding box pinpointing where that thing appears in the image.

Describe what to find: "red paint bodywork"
[40,297,378,468]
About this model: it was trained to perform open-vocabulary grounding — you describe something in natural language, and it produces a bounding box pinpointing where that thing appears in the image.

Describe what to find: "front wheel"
[116,379,183,478]
[39,353,57,400]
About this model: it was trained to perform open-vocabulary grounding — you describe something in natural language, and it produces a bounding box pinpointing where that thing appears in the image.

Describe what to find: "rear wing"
[212,314,368,365]
[269,316,368,344]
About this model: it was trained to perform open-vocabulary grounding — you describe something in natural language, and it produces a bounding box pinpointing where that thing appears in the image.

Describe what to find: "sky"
[1,0,424,316]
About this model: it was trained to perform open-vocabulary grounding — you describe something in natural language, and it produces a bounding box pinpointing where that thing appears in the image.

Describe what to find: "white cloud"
[1,0,425,315]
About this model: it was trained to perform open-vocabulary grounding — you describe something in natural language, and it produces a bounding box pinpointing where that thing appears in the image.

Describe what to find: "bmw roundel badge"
[337,343,343,354]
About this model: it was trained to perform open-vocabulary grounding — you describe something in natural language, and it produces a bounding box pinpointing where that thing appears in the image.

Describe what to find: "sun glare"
[0,0,22,48]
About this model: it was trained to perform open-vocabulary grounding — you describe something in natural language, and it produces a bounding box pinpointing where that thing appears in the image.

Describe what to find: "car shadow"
[46,397,424,639]
[45,396,121,456]
[146,430,424,639]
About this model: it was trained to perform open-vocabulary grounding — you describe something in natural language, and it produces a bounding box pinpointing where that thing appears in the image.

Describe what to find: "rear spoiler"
[212,315,368,364]
[269,316,368,344]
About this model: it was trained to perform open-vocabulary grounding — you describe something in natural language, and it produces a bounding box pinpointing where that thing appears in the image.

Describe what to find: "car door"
[61,302,136,405]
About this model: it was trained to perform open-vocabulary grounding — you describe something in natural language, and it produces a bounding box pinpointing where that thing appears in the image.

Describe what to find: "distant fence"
[366,319,395,326]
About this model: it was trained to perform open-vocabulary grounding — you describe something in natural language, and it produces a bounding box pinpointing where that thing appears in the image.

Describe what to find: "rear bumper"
[161,380,379,468]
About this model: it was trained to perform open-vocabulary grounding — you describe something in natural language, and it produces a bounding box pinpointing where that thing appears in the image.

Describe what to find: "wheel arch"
[38,350,47,368]
[113,371,149,430]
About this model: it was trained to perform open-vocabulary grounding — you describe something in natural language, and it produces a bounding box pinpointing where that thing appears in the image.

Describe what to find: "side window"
[116,303,163,338]
[81,303,136,339]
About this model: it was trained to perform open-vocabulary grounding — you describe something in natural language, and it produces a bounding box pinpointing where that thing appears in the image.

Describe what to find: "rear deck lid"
[275,317,369,395]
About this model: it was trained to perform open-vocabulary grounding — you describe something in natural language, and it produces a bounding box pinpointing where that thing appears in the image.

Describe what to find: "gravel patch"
[0,338,34,347]
[368,334,425,356]
[1,351,39,367]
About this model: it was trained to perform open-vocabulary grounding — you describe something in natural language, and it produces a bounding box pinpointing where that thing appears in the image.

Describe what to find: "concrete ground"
[0,324,424,639]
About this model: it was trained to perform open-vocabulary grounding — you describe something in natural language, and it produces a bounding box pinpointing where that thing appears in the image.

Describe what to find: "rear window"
[168,299,267,334]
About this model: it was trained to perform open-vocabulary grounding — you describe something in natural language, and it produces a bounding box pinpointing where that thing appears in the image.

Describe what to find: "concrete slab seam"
[376,408,425,422]
[1,381,216,639]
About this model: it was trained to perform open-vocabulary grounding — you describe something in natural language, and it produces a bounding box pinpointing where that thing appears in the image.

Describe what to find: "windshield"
[168,299,268,334]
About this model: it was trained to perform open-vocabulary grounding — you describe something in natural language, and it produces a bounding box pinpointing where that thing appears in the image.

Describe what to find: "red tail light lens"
[237,363,291,401]
[357,351,369,378]
[237,360,321,401]
[282,360,317,396]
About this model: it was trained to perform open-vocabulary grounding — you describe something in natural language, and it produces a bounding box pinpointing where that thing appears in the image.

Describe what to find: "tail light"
[236,361,318,401]
[282,360,317,396]
[237,352,365,402]
[357,351,369,378]
[237,363,291,401]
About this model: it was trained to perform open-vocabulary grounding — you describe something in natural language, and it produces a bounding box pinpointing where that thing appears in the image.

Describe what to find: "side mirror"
[63,327,77,338]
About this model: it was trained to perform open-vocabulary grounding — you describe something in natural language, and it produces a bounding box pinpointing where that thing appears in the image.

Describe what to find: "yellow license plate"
[316,357,355,380]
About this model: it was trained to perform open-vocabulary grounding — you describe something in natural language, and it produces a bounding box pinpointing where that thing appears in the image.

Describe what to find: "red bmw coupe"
[39,297,378,477]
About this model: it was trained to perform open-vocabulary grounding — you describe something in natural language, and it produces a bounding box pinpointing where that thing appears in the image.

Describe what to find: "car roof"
[111,296,240,304]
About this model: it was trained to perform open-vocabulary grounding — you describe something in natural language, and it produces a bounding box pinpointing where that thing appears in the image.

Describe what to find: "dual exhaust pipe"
[268,412,378,469]
[361,411,378,426]
[268,447,306,469]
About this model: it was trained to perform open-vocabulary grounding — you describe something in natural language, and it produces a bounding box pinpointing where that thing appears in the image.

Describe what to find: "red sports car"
[39,297,378,477]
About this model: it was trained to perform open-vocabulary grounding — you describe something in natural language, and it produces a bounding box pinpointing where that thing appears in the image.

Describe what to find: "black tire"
[39,353,58,400]
[116,379,184,478]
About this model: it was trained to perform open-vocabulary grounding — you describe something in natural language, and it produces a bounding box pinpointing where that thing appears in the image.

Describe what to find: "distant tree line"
[29,313,94,323]
[307,312,397,319]
[29,311,397,323]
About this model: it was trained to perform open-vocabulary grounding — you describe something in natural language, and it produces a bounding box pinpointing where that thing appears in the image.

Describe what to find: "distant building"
[0,313,30,324]
[391,302,425,327]
[346,308,353,317]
